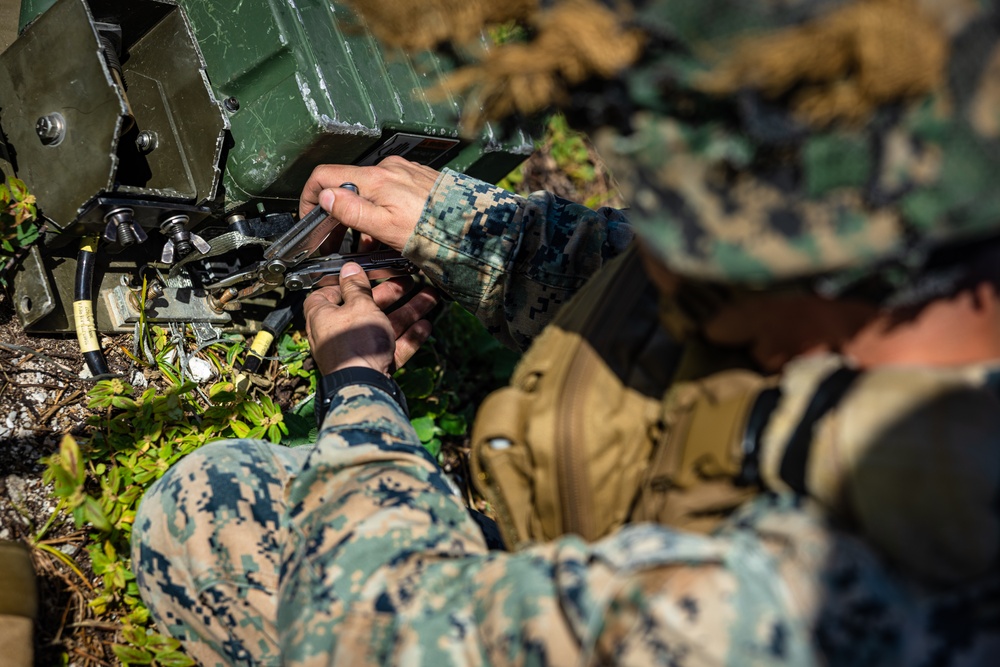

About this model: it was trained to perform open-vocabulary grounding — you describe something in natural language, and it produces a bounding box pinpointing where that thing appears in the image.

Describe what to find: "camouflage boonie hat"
[599,0,1000,292]
[350,0,1000,293]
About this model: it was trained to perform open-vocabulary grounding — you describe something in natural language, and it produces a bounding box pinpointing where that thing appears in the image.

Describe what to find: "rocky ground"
[0,292,134,664]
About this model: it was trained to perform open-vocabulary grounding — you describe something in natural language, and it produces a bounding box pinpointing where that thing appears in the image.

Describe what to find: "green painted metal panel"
[17,0,56,31]
[16,0,532,216]
[171,0,530,208]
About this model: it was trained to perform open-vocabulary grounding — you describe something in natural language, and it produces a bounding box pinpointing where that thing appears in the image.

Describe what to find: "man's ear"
[972,281,999,312]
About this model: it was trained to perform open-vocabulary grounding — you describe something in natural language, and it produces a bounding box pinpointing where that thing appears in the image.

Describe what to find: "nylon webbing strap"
[168,231,270,280]
[778,366,861,495]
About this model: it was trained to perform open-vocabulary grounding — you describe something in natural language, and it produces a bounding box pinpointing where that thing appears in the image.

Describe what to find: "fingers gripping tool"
[206,183,417,308]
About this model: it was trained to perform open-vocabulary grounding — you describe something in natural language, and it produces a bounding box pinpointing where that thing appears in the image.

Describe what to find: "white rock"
[5,474,27,505]
[187,356,216,383]
[131,370,149,389]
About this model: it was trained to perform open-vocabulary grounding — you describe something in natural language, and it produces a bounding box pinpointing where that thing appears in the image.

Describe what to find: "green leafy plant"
[399,302,518,459]
[40,348,290,664]
[498,113,620,210]
[277,330,316,388]
[0,176,40,287]
[545,114,596,186]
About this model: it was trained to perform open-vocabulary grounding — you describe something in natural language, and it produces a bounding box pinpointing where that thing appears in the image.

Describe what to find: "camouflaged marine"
[134,0,1000,664]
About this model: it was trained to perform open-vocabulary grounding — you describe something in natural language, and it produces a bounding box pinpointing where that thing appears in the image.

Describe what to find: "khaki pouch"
[0,540,36,667]
[471,246,679,547]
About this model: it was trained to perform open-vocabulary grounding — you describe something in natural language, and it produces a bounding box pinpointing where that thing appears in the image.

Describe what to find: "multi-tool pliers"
[205,183,417,309]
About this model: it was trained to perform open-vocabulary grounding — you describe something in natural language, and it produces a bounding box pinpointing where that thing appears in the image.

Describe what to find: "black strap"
[778,366,861,495]
[736,386,782,488]
[316,366,409,429]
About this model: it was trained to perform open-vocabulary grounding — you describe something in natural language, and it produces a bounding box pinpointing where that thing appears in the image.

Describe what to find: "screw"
[209,287,240,313]
[104,207,139,248]
[224,96,240,112]
[118,222,137,247]
[135,130,158,153]
[35,113,66,146]
[161,214,193,258]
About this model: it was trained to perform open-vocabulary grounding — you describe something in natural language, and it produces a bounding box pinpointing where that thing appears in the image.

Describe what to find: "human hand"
[299,156,441,253]
[304,262,438,376]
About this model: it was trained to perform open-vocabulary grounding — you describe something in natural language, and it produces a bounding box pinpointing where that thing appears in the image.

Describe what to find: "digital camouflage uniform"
[134,174,999,667]
[135,0,1000,664]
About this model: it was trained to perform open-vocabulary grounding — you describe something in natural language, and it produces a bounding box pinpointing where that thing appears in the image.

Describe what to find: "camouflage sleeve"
[278,385,920,666]
[402,168,634,350]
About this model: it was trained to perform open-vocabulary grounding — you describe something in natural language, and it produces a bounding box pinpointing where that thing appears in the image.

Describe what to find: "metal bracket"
[12,245,56,329]
[105,284,231,329]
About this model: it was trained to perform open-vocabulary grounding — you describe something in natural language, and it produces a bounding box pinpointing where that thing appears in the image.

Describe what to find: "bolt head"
[35,112,65,146]
[135,130,158,153]
[224,96,240,112]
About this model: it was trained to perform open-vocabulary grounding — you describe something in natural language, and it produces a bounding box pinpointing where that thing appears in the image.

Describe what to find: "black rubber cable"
[74,235,111,377]
[238,290,308,374]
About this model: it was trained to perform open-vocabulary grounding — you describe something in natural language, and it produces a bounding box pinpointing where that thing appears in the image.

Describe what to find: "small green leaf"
[84,496,113,533]
[410,415,441,443]
[230,421,250,438]
[8,177,29,202]
[281,410,317,448]
[438,412,467,437]
[112,644,153,665]
[127,605,150,625]
[423,437,442,458]
[111,396,139,410]
[397,367,436,400]
[241,402,264,423]
[155,650,197,667]
[145,634,180,653]
[208,381,237,404]
[122,625,148,647]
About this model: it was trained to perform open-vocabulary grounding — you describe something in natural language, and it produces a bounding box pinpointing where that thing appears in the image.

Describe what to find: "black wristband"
[315,366,409,429]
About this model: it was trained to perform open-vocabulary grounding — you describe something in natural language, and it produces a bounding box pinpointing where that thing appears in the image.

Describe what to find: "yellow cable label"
[250,331,275,357]
[79,235,99,254]
[73,300,101,353]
